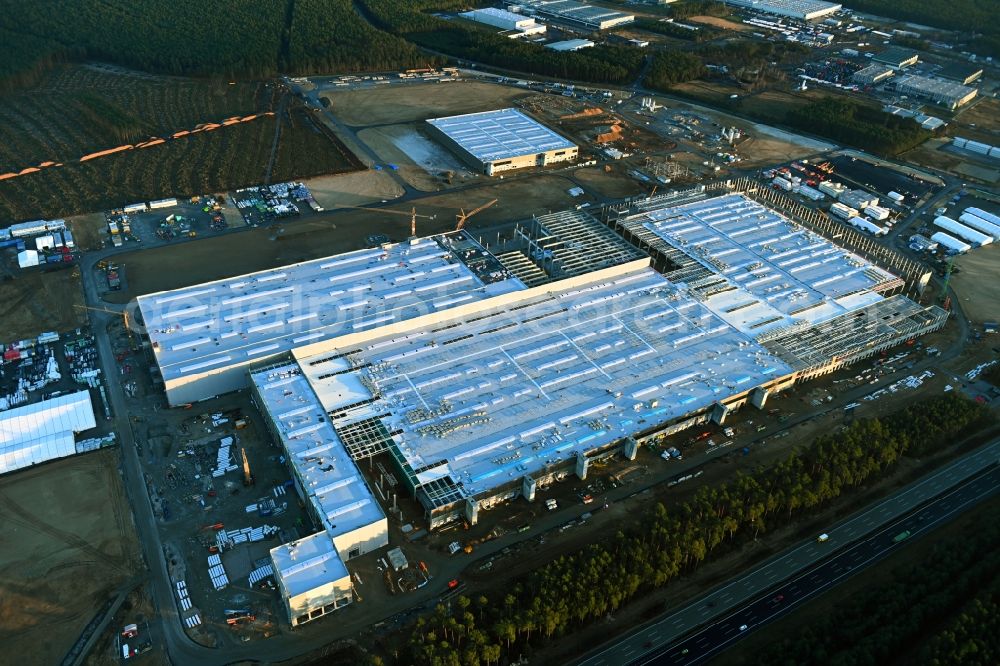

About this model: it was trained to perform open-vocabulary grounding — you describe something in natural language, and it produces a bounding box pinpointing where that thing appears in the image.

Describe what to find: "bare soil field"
[66,213,107,252]
[715,493,1000,666]
[302,171,405,208]
[952,248,1000,322]
[689,15,749,31]
[356,124,474,191]
[0,449,141,666]
[105,174,581,300]
[0,262,86,340]
[322,81,531,127]
[573,165,648,198]
[954,97,1000,139]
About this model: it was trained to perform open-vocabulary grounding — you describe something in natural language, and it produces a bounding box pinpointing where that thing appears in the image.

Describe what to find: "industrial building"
[546,38,595,52]
[140,185,947,624]
[872,46,919,70]
[721,0,842,21]
[137,233,525,406]
[426,108,578,176]
[461,7,546,37]
[889,74,978,110]
[937,63,983,86]
[508,0,634,30]
[0,390,97,474]
[852,64,894,86]
[251,362,388,627]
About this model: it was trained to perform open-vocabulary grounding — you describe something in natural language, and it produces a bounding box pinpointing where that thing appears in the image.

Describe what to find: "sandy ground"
[105,174,582,300]
[689,15,749,31]
[0,263,86,340]
[952,247,1000,322]
[302,171,405,208]
[0,449,141,666]
[321,81,531,127]
[356,124,473,192]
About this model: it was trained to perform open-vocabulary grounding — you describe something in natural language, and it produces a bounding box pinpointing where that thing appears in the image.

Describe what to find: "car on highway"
[817,533,830,542]
[773,594,785,602]
[739,624,748,631]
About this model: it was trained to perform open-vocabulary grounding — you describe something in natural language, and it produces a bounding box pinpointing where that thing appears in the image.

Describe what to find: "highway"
[579,438,1000,666]
[640,463,1000,665]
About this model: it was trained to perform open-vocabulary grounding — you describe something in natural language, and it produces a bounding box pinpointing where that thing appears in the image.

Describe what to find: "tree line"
[634,18,721,43]
[786,97,934,155]
[0,0,439,90]
[358,0,645,85]
[753,493,1000,665]
[396,394,991,666]
[846,0,1000,57]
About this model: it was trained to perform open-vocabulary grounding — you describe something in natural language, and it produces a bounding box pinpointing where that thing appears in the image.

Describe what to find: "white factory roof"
[634,194,897,335]
[138,233,524,383]
[511,0,634,27]
[427,108,576,164]
[723,0,842,19]
[0,390,96,474]
[251,363,386,539]
[299,265,792,499]
[270,531,350,598]
[546,39,595,52]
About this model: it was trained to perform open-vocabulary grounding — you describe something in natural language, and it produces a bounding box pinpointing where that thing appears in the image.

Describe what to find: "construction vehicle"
[455,199,497,231]
[241,448,255,487]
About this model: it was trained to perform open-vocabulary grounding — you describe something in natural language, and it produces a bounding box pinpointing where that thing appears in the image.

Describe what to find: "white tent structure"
[17,249,39,268]
[0,390,97,474]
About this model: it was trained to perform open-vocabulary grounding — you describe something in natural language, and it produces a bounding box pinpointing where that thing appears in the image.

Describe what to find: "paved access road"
[579,438,1000,666]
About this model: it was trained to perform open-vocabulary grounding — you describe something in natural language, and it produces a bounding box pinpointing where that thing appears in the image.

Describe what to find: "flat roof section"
[627,194,898,335]
[270,531,349,599]
[138,234,525,383]
[305,266,791,501]
[427,109,576,164]
[251,363,386,538]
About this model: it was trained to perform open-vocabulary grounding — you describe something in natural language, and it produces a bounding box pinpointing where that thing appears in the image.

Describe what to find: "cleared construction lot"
[0,449,141,665]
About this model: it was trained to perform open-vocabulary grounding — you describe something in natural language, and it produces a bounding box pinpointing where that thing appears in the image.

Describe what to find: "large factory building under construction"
[137,185,946,624]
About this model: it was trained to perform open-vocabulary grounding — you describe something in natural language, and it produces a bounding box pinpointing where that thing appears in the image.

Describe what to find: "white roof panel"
[427,108,576,163]
[0,391,96,474]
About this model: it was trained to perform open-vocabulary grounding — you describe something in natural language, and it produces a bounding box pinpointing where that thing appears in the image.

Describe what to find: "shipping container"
[797,184,826,201]
[123,202,147,214]
[933,216,992,246]
[887,191,905,203]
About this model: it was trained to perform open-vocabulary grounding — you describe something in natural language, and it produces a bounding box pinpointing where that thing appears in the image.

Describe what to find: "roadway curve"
[578,439,1000,666]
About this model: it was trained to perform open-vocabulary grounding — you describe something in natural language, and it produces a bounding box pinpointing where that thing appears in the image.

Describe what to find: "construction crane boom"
[455,199,498,231]
[75,304,135,348]
[332,204,434,238]
[241,448,254,487]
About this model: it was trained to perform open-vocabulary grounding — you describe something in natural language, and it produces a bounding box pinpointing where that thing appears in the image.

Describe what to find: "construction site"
[129,176,946,633]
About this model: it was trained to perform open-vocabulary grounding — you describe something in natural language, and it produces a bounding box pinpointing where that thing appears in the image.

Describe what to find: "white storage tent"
[0,391,97,474]
[17,249,39,268]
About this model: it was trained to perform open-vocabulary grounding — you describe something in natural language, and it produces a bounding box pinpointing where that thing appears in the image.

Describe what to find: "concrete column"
[464,498,479,527]
[623,437,639,461]
[711,402,730,425]
[575,451,589,481]
[751,387,771,410]
[522,475,537,503]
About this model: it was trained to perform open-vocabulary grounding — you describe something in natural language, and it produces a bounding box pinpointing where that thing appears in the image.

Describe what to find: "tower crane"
[331,204,435,238]
[455,199,498,231]
[75,304,135,348]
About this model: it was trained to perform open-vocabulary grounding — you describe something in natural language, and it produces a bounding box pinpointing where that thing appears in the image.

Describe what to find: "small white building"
[270,533,354,627]
[17,249,39,268]
[546,38,595,52]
